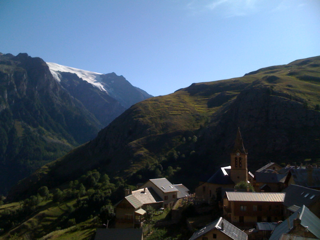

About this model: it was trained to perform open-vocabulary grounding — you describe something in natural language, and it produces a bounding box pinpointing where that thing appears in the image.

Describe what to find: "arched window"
[235,157,238,168]
[239,157,242,168]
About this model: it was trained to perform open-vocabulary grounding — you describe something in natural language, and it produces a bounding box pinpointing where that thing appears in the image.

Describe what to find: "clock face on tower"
[236,152,240,156]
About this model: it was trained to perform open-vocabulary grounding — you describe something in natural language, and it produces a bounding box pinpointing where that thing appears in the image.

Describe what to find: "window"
[269,205,272,211]
[209,190,212,197]
[203,186,206,193]
[258,205,262,211]
[164,196,168,200]
[235,157,238,168]
[257,216,262,222]
[213,233,217,239]
[239,158,242,168]
[172,194,176,199]
[240,206,247,211]
[253,205,257,211]
[239,216,244,223]
[202,237,208,240]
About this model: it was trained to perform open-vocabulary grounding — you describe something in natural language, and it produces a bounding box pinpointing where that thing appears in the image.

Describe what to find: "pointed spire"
[232,127,247,154]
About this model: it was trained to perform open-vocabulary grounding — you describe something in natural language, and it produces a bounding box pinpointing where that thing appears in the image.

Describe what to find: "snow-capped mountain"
[47,62,152,109]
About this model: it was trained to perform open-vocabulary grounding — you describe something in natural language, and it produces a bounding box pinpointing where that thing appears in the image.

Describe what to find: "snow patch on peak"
[46,62,106,92]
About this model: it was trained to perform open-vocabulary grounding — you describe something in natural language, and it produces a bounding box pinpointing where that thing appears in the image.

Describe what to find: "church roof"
[206,166,234,185]
[232,127,247,154]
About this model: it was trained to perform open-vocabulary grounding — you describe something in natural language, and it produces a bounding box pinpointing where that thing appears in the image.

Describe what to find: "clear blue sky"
[1,0,319,96]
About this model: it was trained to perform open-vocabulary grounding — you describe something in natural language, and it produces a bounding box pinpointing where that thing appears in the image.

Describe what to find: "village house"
[270,205,320,240]
[223,192,285,227]
[114,194,148,228]
[252,162,288,192]
[140,178,189,208]
[195,128,254,203]
[115,178,189,228]
[189,217,248,240]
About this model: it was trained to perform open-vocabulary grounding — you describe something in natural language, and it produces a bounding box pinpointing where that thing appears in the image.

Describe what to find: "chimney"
[125,188,131,196]
[221,221,224,231]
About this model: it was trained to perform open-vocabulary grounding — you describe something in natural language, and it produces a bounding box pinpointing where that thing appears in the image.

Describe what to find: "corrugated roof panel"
[226,192,285,202]
[125,195,143,209]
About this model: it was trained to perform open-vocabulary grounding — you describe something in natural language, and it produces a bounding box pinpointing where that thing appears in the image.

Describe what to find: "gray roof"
[256,222,278,231]
[289,168,320,188]
[255,172,287,183]
[256,162,281,173]
[94,228,143,240]
[270,205,320,240]
[125,195,143,209]
[226,192,285,202]
[287,205,300,213]
[131,187,163,205]
[173,184,190,198]
[189,217,247,240]
[149,178,178,193]
[283,184,320,208]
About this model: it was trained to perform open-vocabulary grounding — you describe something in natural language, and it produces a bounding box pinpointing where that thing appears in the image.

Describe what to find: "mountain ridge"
[0,52,152,195]
[7,55,320,202]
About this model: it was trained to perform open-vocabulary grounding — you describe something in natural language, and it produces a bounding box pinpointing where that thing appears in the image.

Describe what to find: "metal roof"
[283,184,320,208]
[131,187,163,205]
[173,184,190,198]
[135,208,146,215]
[226,192,285,202]
[256,162,281,173]
[189,217,248,240]
[256,222,278,231]
[287,205,300,213]
[94,228,143,240]
[149,178,178,193]
[270,205,320,240]
[125,195,143,209]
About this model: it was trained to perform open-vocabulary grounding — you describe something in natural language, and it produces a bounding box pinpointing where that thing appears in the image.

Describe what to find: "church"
[195,128,254,203]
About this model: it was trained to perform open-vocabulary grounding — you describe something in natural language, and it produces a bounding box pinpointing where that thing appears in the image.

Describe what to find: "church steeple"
[232,127,247,154]
[230,127,248,184]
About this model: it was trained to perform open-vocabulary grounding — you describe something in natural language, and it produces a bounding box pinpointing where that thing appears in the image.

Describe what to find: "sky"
[1,0,320,96]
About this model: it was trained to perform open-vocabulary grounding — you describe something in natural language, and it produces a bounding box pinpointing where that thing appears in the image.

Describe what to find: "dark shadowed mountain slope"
[7,56,320,202]
[0,53,152,195]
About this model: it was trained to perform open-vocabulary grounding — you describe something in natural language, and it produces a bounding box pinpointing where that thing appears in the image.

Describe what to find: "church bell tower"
[230,127,248,184]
